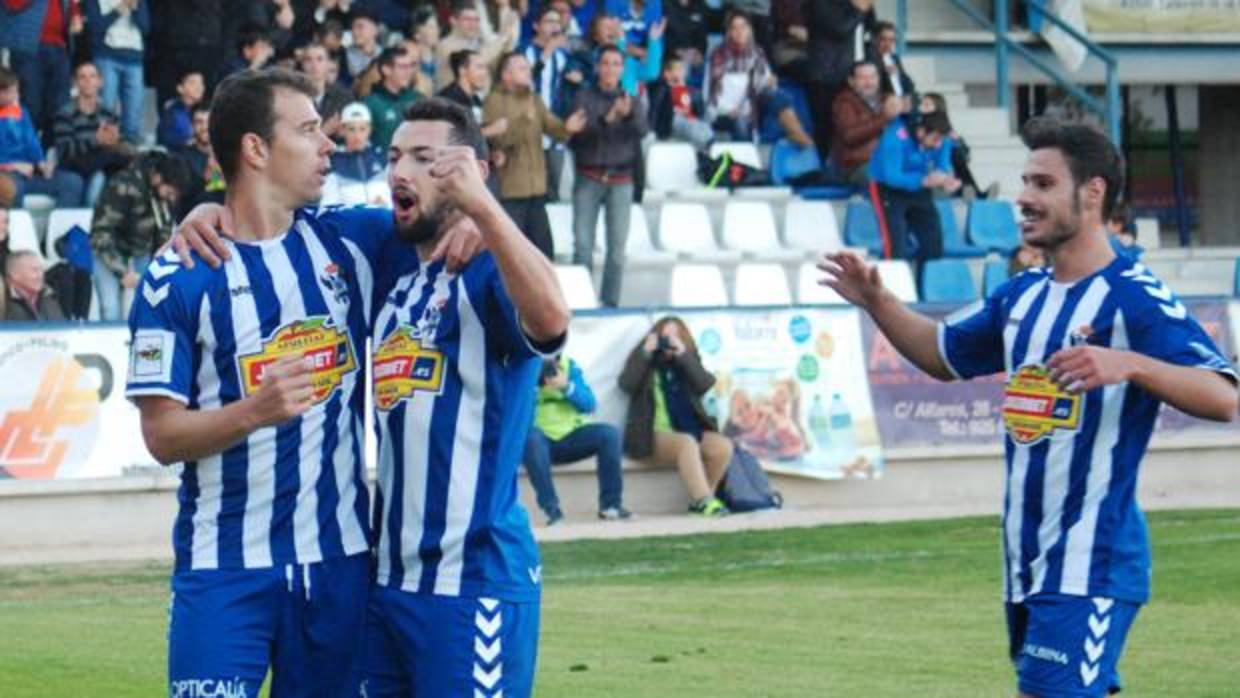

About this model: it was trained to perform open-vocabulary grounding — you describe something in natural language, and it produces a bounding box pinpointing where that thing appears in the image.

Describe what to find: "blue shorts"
[1007,593,1141,697]
[362,586,540,698]
[167,553,370,698]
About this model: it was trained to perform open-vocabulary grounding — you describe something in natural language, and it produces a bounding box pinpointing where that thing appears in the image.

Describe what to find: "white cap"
[341,102,372,124]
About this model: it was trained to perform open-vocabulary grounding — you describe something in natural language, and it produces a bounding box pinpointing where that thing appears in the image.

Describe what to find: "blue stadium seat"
[770,139,822,186]
[983,259,1010,297]
[966,200,1021,254]
[843,200,884,255]
[937,200,985,258]
[1233,258,1240,297]
[921,259,979,303]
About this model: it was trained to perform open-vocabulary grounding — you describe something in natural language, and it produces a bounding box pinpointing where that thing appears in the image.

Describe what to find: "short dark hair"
[1020,116,1124,218]
[875,20,896,36]
[850,60,879,78]
[177,69,203,85]
[237,23,270,52]
[661,54,683,73]
[402,98,489,160]
[351,8,378,25]
[411,5,437,30]
[146,152,193,198]
[191,101,212,118]
[209,68,317,183]
[450,49,478,78]
[535,5,559,24]
[596,44,624,64]
[917,110,951,136]
[452,0,478,16]
[377,45,410,72]
[0,66,16,90]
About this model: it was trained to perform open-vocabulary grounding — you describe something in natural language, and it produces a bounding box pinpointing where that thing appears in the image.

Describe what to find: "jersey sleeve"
[937,285,1007,379]
[125,261,202,405]
[314,204,395,265]
[479,256,566,361]
[1127,292,1239,383]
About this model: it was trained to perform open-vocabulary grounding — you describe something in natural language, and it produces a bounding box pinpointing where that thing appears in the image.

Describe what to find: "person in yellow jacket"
[523,353,630,525]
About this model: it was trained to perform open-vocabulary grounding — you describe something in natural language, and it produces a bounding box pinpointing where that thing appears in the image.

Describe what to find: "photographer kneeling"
[619,316,733,517]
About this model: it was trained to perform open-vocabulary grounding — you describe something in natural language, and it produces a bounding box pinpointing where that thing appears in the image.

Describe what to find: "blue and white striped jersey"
[126,206,393,572]
[371,253,560,602]
[938,255,1237,604]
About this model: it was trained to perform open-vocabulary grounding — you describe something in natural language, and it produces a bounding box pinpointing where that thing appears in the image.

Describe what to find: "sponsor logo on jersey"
[373,325,446,410]
[1002,364,1082,444]
[238,317,357,404]
[168,677,249,698]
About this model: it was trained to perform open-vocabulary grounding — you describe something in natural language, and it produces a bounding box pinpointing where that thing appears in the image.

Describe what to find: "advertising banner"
[679,308,884,480]
[1084,0,1240,32]
[0,326,157,480]
[863,299,1240,451]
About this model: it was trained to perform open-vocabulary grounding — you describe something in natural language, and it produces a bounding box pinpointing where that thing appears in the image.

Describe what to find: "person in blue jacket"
[868,110,960,278]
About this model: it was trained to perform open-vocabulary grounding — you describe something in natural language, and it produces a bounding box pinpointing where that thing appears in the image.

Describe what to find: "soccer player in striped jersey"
[361,99,569,698]
[820,117,1238,697]
[125,69,395,697]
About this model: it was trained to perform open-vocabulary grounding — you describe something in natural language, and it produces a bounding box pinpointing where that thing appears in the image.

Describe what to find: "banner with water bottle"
[679,309,885,480]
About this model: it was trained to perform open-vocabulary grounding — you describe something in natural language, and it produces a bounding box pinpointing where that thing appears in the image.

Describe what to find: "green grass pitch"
[1,509,1237,696]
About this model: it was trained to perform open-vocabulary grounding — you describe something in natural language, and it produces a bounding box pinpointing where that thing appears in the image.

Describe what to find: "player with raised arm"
[126,68,404,697]
[819,117,1237,697]
[361,98,570,698]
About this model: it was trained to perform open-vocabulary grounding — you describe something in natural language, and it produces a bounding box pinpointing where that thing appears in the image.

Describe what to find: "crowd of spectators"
[1,0,994,318]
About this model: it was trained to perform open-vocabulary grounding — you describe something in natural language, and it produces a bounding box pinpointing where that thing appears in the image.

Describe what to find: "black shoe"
[546,508,564,526]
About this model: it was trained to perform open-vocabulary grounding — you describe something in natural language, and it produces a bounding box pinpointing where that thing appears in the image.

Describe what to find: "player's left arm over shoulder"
[1046,300,1239,422]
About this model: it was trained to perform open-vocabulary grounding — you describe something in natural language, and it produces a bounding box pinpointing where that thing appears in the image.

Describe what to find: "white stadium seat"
[554,265,600,310]
[784,200,843,256]
[874,260,919,302]
[721,201,801,262]
[734,263,792,306]
[708,141,763,170]
[670,264,728,307]
[8,209,40,256]
[645,142,699,193]
[656,202,741,262]
[797,262,845,304]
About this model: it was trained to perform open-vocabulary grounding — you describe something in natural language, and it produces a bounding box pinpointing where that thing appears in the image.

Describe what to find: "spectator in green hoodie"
[523,353,630,525]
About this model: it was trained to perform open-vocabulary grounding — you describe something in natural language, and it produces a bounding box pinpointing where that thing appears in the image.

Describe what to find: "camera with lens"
[540,358,560,382]
[655,335,673,355]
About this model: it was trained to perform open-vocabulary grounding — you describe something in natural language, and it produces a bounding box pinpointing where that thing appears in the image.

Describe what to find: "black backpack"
[717,445,783,513]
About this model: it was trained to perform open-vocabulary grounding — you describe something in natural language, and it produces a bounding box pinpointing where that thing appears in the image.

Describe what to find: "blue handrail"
[895,0,1121,145]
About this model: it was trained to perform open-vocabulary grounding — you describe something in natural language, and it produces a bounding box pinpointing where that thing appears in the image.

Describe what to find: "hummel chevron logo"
[1084,637,1105,664]
[479,597,499,613]
[1143,283,1173,302]
[475,610,502,638]
[1092,597,1114,614]
[1159,301,1187,320]
[1079,661,1100,686]
[1088,613,1111,638]
[475,636,502,664]
[473,662,503,690]
[159,248,181,265]
[528,565,542,584]
[474,690,503,698]
[143,282,170,308]
[148,258,180,281]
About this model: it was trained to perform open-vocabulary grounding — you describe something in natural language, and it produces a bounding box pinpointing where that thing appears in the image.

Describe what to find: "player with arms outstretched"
[820,117,1237,697]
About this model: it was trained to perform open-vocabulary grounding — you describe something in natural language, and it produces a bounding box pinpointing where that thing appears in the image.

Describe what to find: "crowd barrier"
[2,298,1238,483]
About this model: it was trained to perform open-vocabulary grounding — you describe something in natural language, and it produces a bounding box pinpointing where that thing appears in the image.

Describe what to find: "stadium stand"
[7,209,41,257]
[937,199,986,258]
[734,263,793,306]
[44,208,93,267]
[983,259,1010,297]
[965,200,1021,254]
[874,260,920,303]
[670,264,729,307]
[554,265,600,310]
[721,201,802,263]
[796,262,845,305]
[657,202,742,263]
[783,200,843,258]
[921,259,979,303]
[843,199,885,256]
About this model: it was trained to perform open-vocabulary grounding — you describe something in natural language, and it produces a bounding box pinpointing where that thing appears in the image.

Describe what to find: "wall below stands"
[1,301,1238,565]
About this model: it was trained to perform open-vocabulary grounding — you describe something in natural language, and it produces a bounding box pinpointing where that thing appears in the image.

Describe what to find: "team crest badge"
[373,325,446,410]
[1002,364,1082,445]
[320,262,349,304]
[238,317,357,404]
